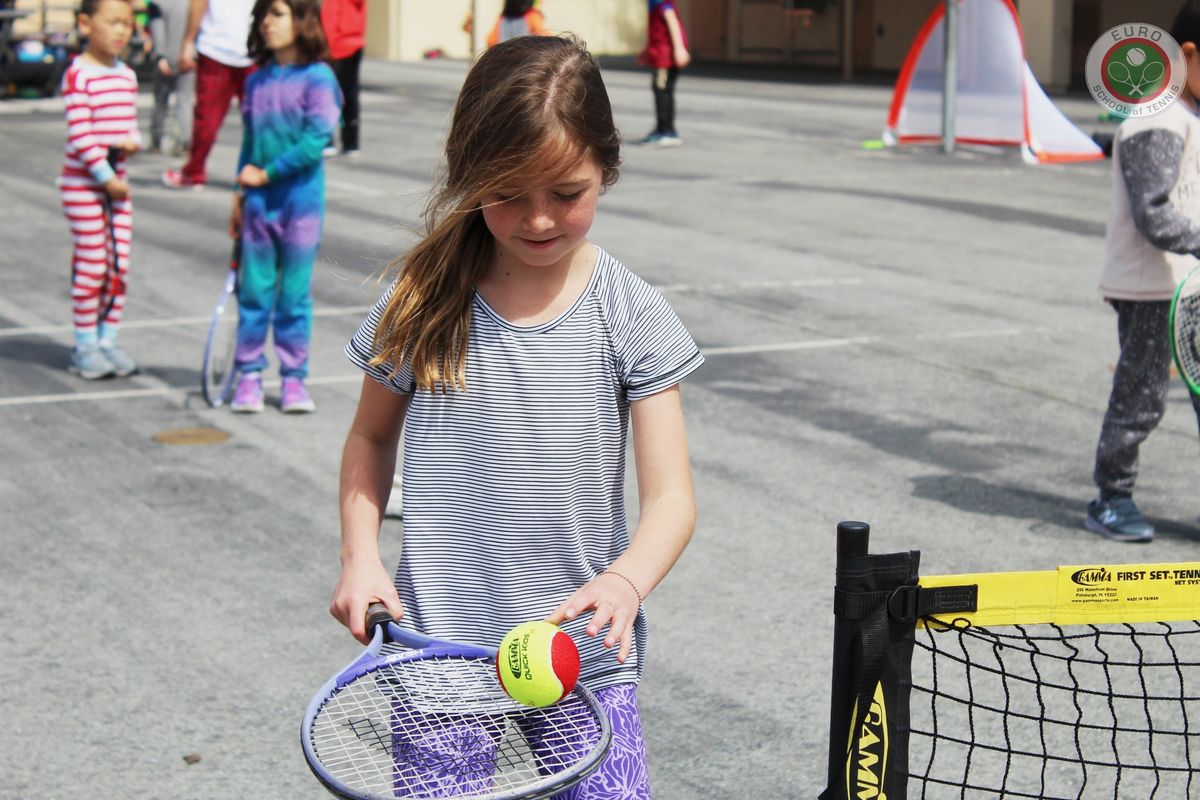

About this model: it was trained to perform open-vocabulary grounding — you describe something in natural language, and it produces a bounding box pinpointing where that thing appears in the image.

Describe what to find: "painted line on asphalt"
[0,325,1037,408]
[0,277,863,338]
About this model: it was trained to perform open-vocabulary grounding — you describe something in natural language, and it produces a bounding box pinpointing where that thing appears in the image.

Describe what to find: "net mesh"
[906,617,1200,799]
[307,643,606,799]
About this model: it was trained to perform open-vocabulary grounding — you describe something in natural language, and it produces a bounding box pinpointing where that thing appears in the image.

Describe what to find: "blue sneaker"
[68,344,115,380]
[1085,496,1154,542]
[99,341,138,377]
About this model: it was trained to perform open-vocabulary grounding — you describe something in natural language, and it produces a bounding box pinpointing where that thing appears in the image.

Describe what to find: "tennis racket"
[99,147,122,323]
[1107,61,1134,92]
[302,604,611,800]
[1139,60,1165,95]
[200,239,241,406]
[1170,266,1200,397]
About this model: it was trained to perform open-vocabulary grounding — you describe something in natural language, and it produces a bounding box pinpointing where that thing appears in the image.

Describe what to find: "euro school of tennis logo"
[1086,23,1185,118]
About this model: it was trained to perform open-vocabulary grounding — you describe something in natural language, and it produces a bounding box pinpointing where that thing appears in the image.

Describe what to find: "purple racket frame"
[301,616,612,800]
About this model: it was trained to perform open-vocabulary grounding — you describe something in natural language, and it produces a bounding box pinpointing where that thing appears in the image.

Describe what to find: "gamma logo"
[846,681,889,800]
[1071,567,1113,586]
[1086,23,1185,118]
[506,638,523,680]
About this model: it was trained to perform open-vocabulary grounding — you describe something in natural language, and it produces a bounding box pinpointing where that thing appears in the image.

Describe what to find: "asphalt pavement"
[1,57,1198,799]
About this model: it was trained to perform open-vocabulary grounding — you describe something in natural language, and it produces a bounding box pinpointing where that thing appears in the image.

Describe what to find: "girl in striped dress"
[60,0,142,379]
[334,36,703,799]
[227,0,341,413]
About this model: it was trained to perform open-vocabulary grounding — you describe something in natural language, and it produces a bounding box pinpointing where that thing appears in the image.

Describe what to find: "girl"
[334,36,703,798]
[486,0,550,47]
[228,0,341,413]
[638,0,691,147]
[60,0,142,379]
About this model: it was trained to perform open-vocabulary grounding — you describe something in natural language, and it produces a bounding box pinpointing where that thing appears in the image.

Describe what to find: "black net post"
[820,521,920,800]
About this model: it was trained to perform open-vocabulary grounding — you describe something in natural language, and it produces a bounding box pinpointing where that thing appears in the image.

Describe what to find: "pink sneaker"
[161,168,205,190]
[280,377,316,414]
[230,372,264,413]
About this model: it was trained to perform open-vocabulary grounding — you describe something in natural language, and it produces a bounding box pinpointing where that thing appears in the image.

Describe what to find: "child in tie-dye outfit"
[227,0,341,413]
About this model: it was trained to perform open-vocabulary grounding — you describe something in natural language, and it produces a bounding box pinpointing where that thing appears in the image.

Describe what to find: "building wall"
[361,0,1189,85]
[365,0,647,63]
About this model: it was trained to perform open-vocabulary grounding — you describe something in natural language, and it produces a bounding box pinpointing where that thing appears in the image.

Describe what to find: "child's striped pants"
[60,177,131,335]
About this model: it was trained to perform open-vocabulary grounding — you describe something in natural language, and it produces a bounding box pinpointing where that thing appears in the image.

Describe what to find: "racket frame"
[301,619,612,800]
[1169,265,1200,397]
[200,240,241,407]
[99,147,122,324]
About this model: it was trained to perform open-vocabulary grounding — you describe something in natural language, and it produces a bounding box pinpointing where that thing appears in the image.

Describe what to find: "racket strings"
[308,654,606,799]
[1175,283,1200,389]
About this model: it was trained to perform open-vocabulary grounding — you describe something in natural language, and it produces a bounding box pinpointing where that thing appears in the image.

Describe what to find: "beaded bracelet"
[602,570,644,604]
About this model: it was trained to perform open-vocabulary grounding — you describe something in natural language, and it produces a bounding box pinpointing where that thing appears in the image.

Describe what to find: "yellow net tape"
[920,562,1200,627]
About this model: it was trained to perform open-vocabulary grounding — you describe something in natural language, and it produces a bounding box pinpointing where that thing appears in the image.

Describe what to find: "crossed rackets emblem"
[1107,47,1165,97]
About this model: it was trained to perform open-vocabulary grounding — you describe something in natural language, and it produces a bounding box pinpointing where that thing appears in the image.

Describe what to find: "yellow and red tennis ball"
[496,621,580,707]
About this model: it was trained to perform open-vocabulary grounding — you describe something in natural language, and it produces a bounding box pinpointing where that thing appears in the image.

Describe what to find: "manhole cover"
[152,427,231,445]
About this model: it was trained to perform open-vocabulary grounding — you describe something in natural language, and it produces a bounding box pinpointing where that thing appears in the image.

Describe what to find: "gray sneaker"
[99,342,138,377]
[68,344,115,380]
[1085,496,1155,543]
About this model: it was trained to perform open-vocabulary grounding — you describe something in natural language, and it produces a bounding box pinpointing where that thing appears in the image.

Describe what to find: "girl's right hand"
[104,177,129,200]
[229,194,243,239]
[330,557,405,644]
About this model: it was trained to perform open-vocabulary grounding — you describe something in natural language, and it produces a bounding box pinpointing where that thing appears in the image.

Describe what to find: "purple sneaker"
[230,372,264,413]
[280,377,315,414]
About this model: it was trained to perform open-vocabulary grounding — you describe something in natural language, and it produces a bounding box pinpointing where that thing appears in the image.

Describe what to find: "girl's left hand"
[117,138,140,154]
[545,572,642,664]
[238,165,269,188]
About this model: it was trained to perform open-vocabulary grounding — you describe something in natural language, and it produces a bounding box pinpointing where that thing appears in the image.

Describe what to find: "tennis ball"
[496,621,580,707]
[1127,48,1147,67]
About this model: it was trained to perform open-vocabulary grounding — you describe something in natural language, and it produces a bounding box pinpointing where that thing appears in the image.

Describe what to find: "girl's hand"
[179,40,196,72]
[238,164,269,188]
[546,572,642,664]
[330,556,405,645]
[229,193,243,239]
[674,47,692,68]
[104,177,130,200]
[117,138,140,154]
[157,57,172,77]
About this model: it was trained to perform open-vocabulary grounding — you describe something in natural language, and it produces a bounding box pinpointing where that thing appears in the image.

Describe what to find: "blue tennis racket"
[302,604,611,800]
[200,239,241,407]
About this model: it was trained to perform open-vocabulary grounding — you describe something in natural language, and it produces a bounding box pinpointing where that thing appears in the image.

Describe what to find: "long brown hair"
[371,35,621,392]
[247,0,329,65]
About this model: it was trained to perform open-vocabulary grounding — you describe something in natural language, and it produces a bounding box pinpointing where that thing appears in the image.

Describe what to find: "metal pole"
[471,0,486,60]
[942,0,957,154]
[842,0,855,82]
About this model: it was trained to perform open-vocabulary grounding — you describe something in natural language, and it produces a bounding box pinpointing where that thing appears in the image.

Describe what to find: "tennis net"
[820,521,1200,800]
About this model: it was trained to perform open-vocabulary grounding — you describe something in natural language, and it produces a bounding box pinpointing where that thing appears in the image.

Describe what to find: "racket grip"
[107,146,120,168]
[365,602,396,632]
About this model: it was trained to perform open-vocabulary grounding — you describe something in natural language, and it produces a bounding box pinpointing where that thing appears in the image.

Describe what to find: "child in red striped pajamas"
[59,0,142,379]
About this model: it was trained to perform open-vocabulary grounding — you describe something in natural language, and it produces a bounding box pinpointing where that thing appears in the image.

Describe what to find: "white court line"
[656,277,862,292]
[324,178,392,198]
[0,306,371,338]
[0,278,861,338]
[0,373,362,408]
[0,326,1035,409]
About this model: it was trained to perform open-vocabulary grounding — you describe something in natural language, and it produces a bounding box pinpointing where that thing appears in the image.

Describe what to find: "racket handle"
[365,602,396,632]
[107,146,120,168]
